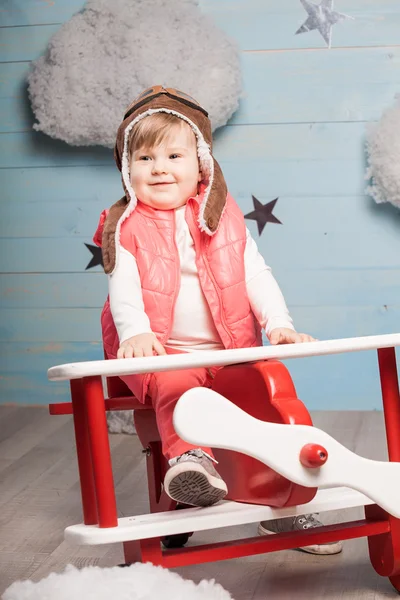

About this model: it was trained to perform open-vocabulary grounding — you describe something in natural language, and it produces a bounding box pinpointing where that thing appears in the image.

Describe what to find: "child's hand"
[117,333,166,358]
[268,328,316,346]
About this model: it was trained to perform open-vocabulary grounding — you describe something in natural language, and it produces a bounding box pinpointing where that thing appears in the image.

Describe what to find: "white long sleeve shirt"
[109,206,294,351]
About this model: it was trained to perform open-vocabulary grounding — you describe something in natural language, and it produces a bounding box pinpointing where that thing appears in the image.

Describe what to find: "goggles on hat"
[124,85,208,120]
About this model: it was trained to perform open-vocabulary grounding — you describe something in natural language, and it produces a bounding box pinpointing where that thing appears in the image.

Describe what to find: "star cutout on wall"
[296,0,353,48]
[84,243,104,270]
[244,196,282,236]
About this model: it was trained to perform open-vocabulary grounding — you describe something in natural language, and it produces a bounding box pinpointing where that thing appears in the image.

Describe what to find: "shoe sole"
[257,523,343,555]
[164,464,227,507]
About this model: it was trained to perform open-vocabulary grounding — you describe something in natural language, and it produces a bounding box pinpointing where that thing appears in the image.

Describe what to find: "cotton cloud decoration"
[3,563,234,600]
[27,0,241,148]
[365,95,400,208]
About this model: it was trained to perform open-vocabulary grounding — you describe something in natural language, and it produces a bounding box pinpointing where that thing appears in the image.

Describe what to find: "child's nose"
[152,159,168,174]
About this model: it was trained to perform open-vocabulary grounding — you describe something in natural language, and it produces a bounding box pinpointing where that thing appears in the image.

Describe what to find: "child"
[94,86,342,555]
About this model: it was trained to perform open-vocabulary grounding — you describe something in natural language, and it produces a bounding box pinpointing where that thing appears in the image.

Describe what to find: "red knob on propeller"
[300,444,328,468]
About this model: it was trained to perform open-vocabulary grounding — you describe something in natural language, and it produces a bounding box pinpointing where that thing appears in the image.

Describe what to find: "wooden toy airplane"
[47,333,400,593]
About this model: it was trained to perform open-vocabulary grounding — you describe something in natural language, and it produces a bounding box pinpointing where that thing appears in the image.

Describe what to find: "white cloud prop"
[27,0,242,148]
[365,95,400,208]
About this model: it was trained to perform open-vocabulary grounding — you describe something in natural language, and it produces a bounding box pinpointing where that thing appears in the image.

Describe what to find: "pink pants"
[122,353,220,461]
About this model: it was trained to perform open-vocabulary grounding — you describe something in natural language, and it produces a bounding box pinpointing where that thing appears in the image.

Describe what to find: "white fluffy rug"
[2,563,234,600]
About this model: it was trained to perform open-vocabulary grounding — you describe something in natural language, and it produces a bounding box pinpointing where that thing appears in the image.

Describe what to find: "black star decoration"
[244,196,282,236]
[84,243,104,270]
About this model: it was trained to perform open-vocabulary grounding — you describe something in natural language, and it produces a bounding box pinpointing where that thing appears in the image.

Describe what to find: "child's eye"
[139,155,151,161]
[169,154,180,159]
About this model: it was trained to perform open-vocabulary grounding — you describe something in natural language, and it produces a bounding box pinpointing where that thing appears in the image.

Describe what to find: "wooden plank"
[0,551,50,596]
[0,373,89,405]
[0,95,34,133]
[0,124,368,198]
[0,407,47,448]
[249,540,392,598]
[0,416,141,561]
[2,47,400,133]
[0,62,33,134]
[0,405,18,420]
[0,409,71,461]
[233,47,400,125]
[311,411,366,452]
[280,268,400,309]
[0,345,392,411]
[0,165,121,205]
[0,199,106,238]
[0,305,398,343]
[6,158,367,199]
[32,428,132,494]
[353,410,388,461]
[0,342,103,373]
[2,1,400,51]
[0,479,85,557]
[0,238,104,272]
[0,328,397,411]
[0,62,31,99]
[0,405,46,444]
[253,229,400,271]
[0,418,79,508]
[1,194,399,239]
[0,273,107,308]
[214,121,365,162]
[0,458,13,474]
[27,543,115,586]
[6,486,97,556]
[202,0,400,50]
[0,121,366,168]
[0,342,103,405]
[286,350,385,411]
[2,268,400,309]
[0,123,368,198]
[0,24,60,62]
[0,224,399,273]
[0,160,367,205]
[0,132,112,169]
[290,305,399,339]
[1,0,85,27]
[0,308,101,341]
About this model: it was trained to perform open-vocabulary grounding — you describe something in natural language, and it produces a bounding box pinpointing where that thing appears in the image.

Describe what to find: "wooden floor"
[0,406,398,599]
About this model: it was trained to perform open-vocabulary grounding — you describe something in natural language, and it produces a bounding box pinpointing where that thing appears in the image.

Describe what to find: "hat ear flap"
[101,199,128,274]
[114,142,122,172]
[200,158,227,234]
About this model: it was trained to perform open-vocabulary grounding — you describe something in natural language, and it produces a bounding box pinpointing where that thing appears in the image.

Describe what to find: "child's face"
[130,122,201,210]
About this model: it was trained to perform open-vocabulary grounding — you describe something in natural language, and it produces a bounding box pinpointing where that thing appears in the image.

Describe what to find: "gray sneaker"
[258,513,343,555]
[164,450,228,507]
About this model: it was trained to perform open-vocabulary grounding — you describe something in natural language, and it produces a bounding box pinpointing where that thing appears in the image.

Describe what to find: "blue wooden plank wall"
[1,0,400,408]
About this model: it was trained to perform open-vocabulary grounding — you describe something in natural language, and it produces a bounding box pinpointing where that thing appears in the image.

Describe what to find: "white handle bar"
[47,333,400,381]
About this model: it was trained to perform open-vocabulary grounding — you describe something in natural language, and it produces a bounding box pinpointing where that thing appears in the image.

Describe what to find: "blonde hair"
[128,112,196,157]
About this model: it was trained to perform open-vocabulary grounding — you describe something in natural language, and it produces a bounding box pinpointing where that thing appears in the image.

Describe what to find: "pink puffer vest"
[98,193,262,402]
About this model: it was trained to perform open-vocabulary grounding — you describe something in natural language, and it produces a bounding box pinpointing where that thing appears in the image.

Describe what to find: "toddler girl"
[94,86,341,555]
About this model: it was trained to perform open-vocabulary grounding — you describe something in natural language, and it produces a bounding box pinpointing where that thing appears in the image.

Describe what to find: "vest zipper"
[201,238,235,348]
[188,203,235,348]
[164,212,181,345]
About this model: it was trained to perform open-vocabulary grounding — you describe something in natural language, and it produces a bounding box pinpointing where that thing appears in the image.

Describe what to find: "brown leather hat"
[100,86,228,274]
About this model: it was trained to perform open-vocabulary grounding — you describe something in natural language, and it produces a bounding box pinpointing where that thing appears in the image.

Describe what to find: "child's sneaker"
[258,513,343,555]
[164,450,228,507]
